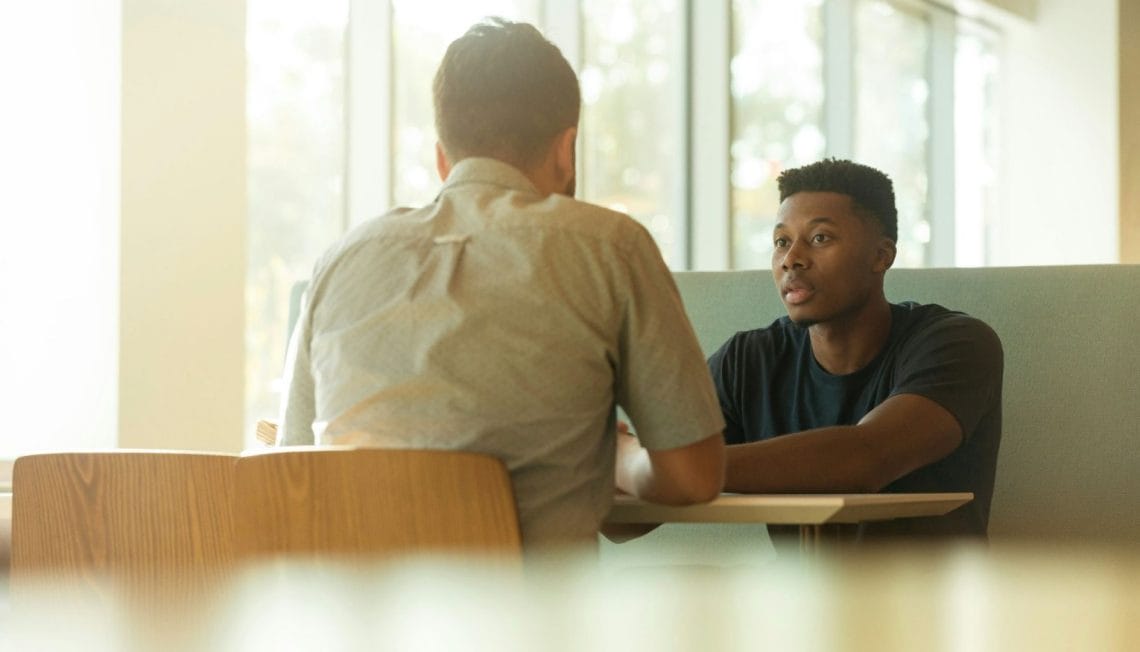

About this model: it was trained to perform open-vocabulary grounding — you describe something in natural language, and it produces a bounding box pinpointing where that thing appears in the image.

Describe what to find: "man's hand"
[614,422,642,487]
[605,422,663,542]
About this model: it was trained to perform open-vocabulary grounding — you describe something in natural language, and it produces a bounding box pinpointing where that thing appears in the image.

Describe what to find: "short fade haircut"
[777,158,898,242]
[433,18,580,171]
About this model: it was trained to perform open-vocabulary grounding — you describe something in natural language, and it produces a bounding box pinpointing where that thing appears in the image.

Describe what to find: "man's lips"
[781,279,814,305]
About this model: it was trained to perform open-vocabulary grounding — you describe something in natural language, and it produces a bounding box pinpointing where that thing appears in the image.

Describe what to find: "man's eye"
[774,237,789,248]
[812,233,830,244]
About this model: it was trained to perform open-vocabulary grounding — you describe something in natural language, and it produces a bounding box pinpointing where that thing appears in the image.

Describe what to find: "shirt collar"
[438,157,541,197]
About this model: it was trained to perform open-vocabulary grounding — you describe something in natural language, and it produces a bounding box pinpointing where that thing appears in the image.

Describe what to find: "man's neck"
[808,298,893,375]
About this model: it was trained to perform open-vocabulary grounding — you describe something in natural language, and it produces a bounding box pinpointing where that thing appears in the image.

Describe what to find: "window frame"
[342,0,998,270]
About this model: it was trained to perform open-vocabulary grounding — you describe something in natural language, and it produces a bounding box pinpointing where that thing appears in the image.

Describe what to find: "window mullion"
[824,0,854,158]
[690,0,731,270]
[345,0,393,228]
[541,1,581,69]
[928,6,957,267]
[674,0,692,269]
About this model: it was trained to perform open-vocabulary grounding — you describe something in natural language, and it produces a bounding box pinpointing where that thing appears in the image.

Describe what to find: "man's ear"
[553,126,577,183]
[435,142,451,182]
[873,238,897,273]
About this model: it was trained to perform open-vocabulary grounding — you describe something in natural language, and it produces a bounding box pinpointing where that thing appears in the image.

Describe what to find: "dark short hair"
[777,158,898,241]
[433,18,580,170]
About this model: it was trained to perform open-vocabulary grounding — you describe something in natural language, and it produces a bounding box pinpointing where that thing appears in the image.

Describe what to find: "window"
[580,0,687,266]
[954,23,1001,267]
[730,0,825,269]
[853,0,932,268]
[245,0,1004,438]
[246,1,348,444]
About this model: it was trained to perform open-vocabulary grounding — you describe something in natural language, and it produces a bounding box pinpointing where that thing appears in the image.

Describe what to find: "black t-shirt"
[708,302,1003,539]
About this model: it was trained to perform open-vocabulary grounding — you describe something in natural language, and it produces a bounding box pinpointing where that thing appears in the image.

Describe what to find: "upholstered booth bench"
[603,265,1140,564]
[288,266,1140,557]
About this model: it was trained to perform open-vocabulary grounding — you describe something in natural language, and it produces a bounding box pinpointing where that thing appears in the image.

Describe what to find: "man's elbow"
[682,471,725,504]
[657,434,726,505]
[655,473,723,506]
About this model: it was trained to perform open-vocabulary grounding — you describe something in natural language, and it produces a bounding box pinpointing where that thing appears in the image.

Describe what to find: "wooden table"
[0,490,974,571]
[605,492,974,551]
[0,492,973,563]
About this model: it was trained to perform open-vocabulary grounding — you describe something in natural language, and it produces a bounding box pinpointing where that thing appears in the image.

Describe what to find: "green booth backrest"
[675,265,1140,543]
[289,264,1140,544]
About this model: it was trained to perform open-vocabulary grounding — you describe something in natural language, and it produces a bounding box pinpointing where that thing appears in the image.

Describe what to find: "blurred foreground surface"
[2,542,1138,651]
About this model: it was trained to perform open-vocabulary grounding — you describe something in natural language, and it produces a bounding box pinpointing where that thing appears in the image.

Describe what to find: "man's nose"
[781,240,809,270]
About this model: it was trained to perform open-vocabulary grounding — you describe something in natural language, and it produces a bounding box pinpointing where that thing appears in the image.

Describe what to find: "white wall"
[994,0,1119,265]
[119,0,246,452]
[0,2,121,457]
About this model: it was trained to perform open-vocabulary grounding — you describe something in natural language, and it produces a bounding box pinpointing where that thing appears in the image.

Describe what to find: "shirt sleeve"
[277,288,317,445]
[614,227,726,451]
[891,312,1003,441]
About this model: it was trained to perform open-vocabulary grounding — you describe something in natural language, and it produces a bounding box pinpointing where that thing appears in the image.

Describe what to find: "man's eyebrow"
[773,216,837,233]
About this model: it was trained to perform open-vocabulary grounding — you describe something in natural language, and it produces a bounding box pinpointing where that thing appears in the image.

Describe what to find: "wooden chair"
[10,451,237,603]
[233,447,522,563]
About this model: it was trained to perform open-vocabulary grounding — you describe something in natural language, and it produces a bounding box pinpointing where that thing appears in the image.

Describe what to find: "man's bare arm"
[616,431,726,504]
[724,394,962,493]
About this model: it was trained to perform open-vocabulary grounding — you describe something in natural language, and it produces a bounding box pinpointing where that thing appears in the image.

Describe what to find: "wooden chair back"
[233,447,522,562]
[10,451,236,601]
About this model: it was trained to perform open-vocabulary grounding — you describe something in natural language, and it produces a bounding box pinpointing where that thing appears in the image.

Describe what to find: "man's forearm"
[723,426,889,494]
[724,394,965,494]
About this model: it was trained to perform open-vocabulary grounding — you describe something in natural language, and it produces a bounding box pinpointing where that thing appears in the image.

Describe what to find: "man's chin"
[784,307,817,328]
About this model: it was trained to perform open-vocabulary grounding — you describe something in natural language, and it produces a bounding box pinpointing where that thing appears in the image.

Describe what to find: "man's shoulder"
[895,302,998,334]
[310,206,421,273]
[892,302,1003,354]
[443,171,654,252]
[347,205,422,241]
[529,194,655,246]
[309,192,657,285]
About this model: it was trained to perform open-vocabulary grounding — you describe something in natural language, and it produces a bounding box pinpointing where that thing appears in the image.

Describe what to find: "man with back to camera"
[276,18,726,551]
[708,158,1002,541]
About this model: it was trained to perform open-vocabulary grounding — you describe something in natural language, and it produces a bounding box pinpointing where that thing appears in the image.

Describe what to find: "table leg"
[799,524,822,555]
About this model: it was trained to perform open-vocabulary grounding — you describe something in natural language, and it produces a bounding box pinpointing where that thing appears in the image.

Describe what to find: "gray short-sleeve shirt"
[279,158,724,547]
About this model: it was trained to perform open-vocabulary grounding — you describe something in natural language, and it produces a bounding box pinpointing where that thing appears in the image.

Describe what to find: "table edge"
[605,492,974,525]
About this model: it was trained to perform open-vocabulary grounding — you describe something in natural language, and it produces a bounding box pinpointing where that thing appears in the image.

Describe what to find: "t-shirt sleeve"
[707,337,747,445]
[892,313,1003,441]
[614,228,726,451]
